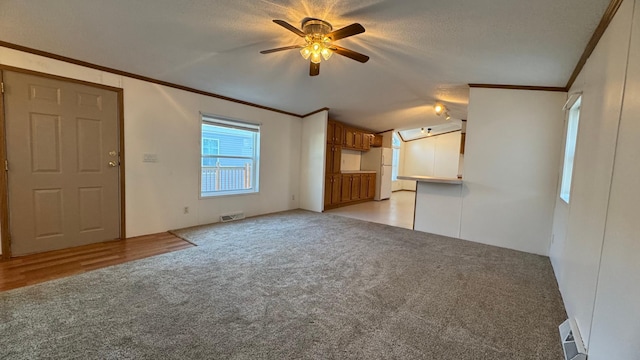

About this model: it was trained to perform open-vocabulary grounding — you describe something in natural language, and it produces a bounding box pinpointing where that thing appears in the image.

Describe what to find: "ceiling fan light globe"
[300,47,311,60]
[321,48,333,61]
[310,52,322,64]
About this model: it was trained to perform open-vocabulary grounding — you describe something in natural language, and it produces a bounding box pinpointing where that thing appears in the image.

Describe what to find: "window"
[392,132,401,181]
[560,97,581,203]
[200,115,260,197]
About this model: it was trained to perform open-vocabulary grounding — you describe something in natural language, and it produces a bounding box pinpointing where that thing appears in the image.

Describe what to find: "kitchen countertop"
[341,170,377,174]
[397,175,463,184]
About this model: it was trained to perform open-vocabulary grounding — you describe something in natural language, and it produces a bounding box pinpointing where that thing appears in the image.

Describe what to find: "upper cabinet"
[335,121,373,152]
[327,120,344,145]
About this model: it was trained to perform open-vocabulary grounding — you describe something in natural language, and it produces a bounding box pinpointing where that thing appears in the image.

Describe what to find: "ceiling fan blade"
[327,23,365,41]
[331,45,370,63]
[310,62,320,76]
[273,20,305,37]
[260,45,303,54]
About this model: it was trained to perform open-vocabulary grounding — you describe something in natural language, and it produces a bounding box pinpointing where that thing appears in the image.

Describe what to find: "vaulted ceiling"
[0,0,611,132]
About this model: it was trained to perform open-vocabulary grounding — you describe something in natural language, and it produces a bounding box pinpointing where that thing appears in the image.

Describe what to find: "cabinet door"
[327,121,335,144]
[368,174,376,199]
[360,174,369,198]
[324,176,332,206]
[334,123,344,145]
[341,175,352,202]
[354,131,363,150]
[331,175,341,204]
[332,146,341,174]
[363,134,371,151]
[351,174,361,200]
[344,128,355,148]
[325,144,333,174]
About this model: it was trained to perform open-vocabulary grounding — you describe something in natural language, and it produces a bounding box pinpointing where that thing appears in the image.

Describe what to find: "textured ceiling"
[0,0,611,132]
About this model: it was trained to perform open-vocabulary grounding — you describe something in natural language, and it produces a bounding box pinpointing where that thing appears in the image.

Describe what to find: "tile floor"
[326,190,415,229]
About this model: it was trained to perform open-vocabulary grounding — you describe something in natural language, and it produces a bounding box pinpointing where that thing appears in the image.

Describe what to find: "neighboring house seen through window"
[201,115,260,197]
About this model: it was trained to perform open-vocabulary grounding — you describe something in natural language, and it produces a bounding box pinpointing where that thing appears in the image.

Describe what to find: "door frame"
[0,65,126,259]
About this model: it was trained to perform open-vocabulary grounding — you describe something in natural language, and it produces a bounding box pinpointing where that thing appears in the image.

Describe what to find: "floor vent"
[220,212,245,223]
[559,319,587,360]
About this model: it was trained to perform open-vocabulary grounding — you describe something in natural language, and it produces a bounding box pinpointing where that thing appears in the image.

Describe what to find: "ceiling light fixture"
[434,103,446,116]
[421,127,425,133]
[445,112,451,121]
[298,19,334,64]
[427,128,432,136]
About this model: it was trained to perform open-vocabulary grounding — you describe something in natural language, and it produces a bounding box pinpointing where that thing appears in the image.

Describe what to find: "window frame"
[199,114,261,198]
[559,97,581,204]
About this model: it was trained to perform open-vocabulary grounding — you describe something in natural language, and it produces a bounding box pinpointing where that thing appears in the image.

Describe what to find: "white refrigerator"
[361,147,393,200]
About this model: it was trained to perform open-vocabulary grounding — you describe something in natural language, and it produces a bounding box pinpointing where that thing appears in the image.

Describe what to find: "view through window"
[392,132,401,181]
[560,97,581,203]
[201,115,260,197]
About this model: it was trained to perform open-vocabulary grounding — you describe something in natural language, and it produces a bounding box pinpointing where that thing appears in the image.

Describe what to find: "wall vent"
[220,212,245,223]
[559,319,587,360]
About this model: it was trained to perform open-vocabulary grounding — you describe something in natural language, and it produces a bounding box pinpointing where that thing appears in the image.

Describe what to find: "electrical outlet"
[183,206,189,214]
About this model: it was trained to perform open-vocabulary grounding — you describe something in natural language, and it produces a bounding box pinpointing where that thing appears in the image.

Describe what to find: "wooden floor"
[0,233,194,292]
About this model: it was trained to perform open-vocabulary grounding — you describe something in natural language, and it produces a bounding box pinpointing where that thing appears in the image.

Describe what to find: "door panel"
[33,188,64,238]
[30,114,62,172]
[4,71,121,256]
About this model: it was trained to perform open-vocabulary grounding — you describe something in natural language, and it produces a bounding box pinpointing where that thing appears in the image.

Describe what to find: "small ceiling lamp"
[434,103,446,116]
[427,128,432,136]
[421,127,425,133]
[445,112,451,121]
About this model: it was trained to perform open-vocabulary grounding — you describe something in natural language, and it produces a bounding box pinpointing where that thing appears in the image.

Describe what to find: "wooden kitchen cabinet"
[325,144,341,174]
[327,120,345,145]
[324,174,343,207]
[354,131,363,149]
[363,134,371,150]
[360,174,369,199]
[368,174,376,199]
[324,172,376,210]
[340,175,352,202]
[351,174,361,200]
[323,119,377,210]
[344,128,355,148]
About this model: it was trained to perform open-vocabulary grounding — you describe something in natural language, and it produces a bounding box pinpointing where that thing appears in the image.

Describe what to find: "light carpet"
[0,210,566,359]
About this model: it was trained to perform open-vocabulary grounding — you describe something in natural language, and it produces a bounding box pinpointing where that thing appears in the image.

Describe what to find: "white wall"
[340,149,361,171]
[548,0,634,350]
[589,3,640,357]
[400,132,461,191]
[0,46,302,239]
[461,88,566,255]
[550,0,640,357]
[299,110,328,212]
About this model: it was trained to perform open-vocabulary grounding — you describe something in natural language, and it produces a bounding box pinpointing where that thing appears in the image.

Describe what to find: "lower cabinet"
[325,175,342,206]
[324,173,376,209]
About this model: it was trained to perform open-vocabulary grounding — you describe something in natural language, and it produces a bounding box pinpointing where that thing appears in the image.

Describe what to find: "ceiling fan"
[260,18,370,76]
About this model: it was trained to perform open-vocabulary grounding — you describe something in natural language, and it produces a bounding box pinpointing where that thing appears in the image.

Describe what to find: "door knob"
[108,161,118,167]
